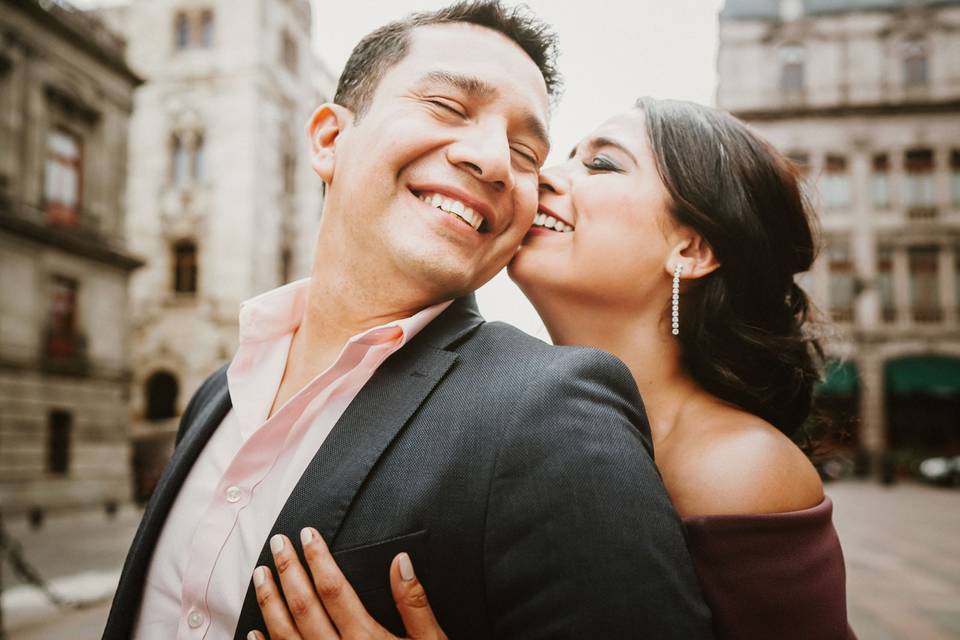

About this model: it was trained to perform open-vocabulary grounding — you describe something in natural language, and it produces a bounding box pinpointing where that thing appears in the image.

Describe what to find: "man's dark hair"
[334,1,561,116]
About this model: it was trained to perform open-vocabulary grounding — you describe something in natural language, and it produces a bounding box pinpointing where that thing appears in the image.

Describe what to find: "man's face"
[325,23,550,300]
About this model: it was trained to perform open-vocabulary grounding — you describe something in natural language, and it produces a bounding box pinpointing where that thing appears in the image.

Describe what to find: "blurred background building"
[718,0,960,475]
[93,0,335,501]
[0,0,143,517]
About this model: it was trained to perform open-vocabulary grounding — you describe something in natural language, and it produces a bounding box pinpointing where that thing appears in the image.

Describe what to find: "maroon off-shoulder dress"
[683,497,857,639]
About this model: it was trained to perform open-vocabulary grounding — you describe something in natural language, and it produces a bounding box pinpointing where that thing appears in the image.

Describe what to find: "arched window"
[200,10,214,47]
[779,43,804,93]
[172,133,189,185]
[903,38,928,88]
[174,12,190,50]
[145,371,179,421]
[173,239,198,294]
[193,132,205,182]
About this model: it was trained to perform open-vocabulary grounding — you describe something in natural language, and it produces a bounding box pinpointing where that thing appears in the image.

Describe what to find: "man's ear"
[306,103,354,184]
[664,231,720,281]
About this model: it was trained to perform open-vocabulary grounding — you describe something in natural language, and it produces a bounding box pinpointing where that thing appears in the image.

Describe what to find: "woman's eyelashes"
[583,154,622,172]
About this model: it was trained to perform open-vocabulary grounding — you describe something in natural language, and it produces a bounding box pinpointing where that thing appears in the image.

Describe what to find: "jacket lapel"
[103,370,233,638]
[233,295,484,637]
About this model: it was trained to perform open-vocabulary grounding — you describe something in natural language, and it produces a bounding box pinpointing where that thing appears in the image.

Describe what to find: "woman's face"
[509,109,678,315]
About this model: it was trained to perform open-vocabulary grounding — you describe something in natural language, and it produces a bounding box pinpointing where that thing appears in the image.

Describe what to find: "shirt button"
[225,486,242,503]
[187,610,204,628]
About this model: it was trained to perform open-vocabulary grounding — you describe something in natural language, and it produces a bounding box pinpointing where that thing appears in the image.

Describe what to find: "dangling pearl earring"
[671,263,684,336]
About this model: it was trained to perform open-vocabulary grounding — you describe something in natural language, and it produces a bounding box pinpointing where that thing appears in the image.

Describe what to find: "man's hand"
[247,527,448,640]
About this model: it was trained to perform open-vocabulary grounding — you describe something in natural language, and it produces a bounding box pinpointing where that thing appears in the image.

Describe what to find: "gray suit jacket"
[103,295,713,639]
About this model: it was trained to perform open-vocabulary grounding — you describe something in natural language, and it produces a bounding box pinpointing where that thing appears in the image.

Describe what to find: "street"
[1,481,959,639]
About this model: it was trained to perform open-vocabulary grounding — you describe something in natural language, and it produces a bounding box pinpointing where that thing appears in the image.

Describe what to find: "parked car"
[918,456,960,487]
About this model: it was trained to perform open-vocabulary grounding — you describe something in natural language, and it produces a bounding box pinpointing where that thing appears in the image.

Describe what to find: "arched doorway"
[885,356,960,455]
[145,370,178,421]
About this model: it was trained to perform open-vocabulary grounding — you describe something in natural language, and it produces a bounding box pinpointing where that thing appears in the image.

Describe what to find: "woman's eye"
[585,155,619,172]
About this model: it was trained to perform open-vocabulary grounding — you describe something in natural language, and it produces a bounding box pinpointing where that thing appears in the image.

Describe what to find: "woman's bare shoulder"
[660,404,824,519]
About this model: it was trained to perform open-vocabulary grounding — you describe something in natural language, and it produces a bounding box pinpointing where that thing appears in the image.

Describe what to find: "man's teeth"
[419,192,483,230]
[532,213,574,233]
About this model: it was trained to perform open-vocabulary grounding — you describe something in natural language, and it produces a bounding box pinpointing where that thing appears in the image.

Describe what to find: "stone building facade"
[94,0,333,499]
[0,0,143,514]
[718,0,960,472]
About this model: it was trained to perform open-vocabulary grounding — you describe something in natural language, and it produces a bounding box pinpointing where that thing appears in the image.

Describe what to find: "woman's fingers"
[390,553,447,640]
[299,527,386,637]
[250,563,303,640]
[266,533,340,638]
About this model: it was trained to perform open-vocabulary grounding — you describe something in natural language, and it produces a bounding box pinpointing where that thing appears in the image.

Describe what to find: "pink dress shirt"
[133,278,450,639]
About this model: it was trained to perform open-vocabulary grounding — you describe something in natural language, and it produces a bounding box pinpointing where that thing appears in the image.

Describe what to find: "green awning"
[885,357,960,396]
[817,360,859,397]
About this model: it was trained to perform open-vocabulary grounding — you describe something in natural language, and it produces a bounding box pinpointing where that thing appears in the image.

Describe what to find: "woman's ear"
[306,103,354,184]
[664,231,720,281]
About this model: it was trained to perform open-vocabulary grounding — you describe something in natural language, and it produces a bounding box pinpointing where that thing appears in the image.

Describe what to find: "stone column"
[939,242,956,324]
[857,351,887,478]
[893,245,911,327]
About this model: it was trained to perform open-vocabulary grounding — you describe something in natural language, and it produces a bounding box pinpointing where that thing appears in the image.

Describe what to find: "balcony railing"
[41,328,89,376]
[907,205,938,221]
[831,307,854,323]
[912,307,944,324]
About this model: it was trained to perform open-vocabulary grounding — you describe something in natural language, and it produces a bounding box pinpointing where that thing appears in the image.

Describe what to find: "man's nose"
[446,125,514,192]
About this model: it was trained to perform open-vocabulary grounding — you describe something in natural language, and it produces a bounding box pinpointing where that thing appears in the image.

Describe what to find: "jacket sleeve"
[483,348,714,639]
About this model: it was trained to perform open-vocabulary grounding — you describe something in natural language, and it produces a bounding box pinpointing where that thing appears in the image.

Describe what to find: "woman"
[246,98,855,639]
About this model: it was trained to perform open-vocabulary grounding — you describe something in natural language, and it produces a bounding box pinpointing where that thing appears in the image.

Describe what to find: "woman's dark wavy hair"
[635,97,825,437]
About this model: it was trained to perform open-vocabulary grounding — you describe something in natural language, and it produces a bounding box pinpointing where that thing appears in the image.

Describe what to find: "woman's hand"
[247,527,448,640]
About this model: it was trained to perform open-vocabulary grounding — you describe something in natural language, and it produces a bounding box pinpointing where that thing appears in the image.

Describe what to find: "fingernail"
[247,632,258,640]
[270,534,284,554]
[398,552,415,582]
[300,527,314,545]
[253,566,266,588]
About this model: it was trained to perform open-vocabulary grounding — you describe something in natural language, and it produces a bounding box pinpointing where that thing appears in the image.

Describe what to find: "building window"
[280,246,293,284]
[281,30,298,74]
[905,148,936,214]
[200,10,214,47]
[903,38,928,88]
[171,131,205,185]
[282,151,296,194]
[145,371,179,421]
[44,129,82,226]
[822,155,850,210]
[193,132,205,182]
[173,240,198,294]
[951,150,960,208]
[779,44,804,94]
[872,153,891,210]
[877,246,895,323]
[174,9,214,50]
[174,11,190,49]
[47,276,79,358]
[828,243,855,322]
[908,245,941,323]
[47,410,72,475]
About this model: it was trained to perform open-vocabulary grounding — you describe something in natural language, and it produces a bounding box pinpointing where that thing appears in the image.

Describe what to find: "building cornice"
[732,97,960,120]
[0,200,144,271]
[2,0,143,86]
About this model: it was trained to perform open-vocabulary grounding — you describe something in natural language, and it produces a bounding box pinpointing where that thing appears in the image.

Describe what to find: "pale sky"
[313,0,724,339]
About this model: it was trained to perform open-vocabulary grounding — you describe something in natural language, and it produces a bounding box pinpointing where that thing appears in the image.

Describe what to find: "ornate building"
[718,0,960,474]
[94,0,334,500]
[0,0,143,515]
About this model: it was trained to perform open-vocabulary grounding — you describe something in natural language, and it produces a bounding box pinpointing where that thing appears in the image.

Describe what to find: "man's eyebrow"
[417,70,498,98]
[417,70,550,159]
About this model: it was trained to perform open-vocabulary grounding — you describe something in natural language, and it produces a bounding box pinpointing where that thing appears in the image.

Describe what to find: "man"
[104,3,713,638]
